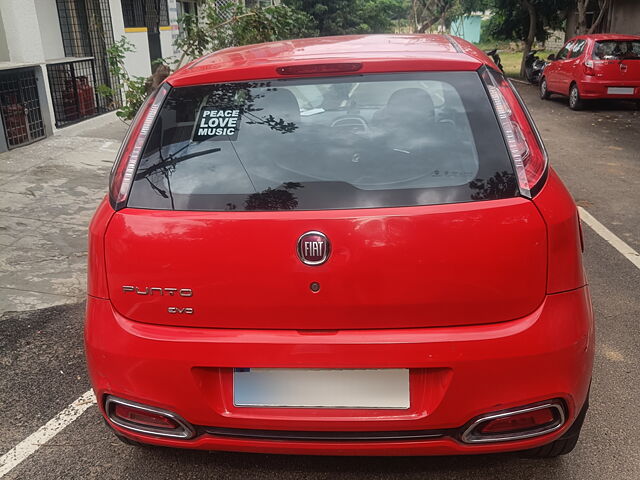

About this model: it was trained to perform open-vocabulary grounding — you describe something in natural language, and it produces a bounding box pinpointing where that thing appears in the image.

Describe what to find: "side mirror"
[547,54,556,61]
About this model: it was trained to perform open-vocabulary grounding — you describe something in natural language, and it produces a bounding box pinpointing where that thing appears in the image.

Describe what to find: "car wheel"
[540,78,550,99]
[569,84,583,110]
[523,396,589,458]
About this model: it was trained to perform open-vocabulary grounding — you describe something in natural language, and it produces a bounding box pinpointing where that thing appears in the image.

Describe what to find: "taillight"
[481,68,548,198]
[109,83,170,210]
[583,59,595,76]
[114,404,179,429]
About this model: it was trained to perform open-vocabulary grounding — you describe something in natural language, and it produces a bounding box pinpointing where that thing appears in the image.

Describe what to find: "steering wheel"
[330,116,369,135]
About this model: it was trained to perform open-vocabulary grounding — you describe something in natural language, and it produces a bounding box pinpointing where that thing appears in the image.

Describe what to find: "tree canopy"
[483,0,568,43]
[284,0,410,36]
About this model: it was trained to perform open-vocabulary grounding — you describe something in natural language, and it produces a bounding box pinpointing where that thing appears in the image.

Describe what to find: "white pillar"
[0,0,47,63]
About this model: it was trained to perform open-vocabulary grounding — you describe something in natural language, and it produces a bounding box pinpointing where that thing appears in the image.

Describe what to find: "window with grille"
[0,68,46,148]
[121,0,170,28]
[54,0,120,123]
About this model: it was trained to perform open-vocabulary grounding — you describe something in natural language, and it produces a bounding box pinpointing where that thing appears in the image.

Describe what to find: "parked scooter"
[485,49,504,73]
[524,50,547,84]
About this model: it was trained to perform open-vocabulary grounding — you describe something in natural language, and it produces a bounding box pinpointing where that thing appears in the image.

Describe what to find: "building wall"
[451,15,482,44]
[109,0,149,77]
[34,0,64,60]
[609,0,640,35]
[126,31,154,77]
[160,29,175,62]
[1,0,46,63]
[0,0,185,151]
[545,30,566,51]
[0,10,10,62]
[35,0,65,60]
[566,0,640,39]
[162,0,180,60]
[110,0,180,79]
[109,0,152,78]
[0,0,64,62]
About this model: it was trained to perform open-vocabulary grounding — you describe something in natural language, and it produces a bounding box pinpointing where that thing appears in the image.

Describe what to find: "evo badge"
[297,231,330,266]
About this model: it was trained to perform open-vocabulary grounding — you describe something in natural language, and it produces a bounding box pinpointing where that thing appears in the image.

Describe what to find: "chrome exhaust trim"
[460,400,566,444]
[105,395,196,440]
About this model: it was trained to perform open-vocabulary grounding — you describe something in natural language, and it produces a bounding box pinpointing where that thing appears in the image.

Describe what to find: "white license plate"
[233,368,410,409]
[607,87,634,95]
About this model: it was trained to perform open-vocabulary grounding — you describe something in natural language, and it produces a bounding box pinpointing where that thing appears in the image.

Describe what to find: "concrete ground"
[1,86,640,479]
[0,113,127,312]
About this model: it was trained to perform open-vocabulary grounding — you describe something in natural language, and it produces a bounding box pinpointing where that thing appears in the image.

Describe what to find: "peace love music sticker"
[193,107,241,141]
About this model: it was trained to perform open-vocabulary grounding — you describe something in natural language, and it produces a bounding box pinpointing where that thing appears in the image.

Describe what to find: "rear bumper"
[578,78,640,99]
[85,287,594,455]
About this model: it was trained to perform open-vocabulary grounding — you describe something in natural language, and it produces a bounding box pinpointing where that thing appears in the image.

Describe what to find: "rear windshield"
[593,40,640,60]
[128,72,517,211]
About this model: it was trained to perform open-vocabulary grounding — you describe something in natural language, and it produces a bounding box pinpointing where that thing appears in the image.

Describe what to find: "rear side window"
[557,42,573,60]
[593,40,640,60]
[128,72,517,211]
[570,39,586,58]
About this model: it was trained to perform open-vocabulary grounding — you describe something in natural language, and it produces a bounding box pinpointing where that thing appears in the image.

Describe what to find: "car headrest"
[372,88,435,128]
[251,88,301,124]
[386,88,434,118]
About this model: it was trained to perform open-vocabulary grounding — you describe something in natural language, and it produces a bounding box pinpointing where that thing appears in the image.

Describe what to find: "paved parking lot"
[1,85,639,479]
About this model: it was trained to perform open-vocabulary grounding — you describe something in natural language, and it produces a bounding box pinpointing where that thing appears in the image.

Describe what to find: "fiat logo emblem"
[297,231,330,266]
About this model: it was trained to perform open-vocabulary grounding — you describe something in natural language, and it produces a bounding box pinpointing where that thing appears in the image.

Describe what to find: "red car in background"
[540,34,640,110]
[86,34,594,458]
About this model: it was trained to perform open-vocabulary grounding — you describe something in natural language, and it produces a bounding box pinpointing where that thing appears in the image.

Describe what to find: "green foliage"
[411,0,492,33]
[473,0,570,78]
[175,1,317,62]
[108,1,317,120]
[284,0,409,36]
[481,0,568,43]
[99,37,148,121]
[478,17,494,44]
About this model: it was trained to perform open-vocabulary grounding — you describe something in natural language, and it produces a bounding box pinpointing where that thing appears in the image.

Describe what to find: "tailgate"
[104,198,547,329]
[594,59,640,82]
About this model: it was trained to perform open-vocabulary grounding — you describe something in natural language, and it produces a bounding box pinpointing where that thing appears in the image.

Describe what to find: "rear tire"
[569,83,583,110]
[523,397,589,458]
[540,77,551,99]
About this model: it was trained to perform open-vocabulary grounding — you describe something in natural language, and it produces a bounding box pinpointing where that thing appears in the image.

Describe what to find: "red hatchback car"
[540,34,640,110]
[86,35,594,458]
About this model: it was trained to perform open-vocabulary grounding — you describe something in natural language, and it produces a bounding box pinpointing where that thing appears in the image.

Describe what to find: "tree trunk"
[417,0,450,33]
[520,0,537,78]
[588,0,610,34]
[418,19,438,33]
[576,0,588,35]
[412,0,421,32]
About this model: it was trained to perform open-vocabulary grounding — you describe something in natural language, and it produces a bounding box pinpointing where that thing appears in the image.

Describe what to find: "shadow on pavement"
[133,441,570,480]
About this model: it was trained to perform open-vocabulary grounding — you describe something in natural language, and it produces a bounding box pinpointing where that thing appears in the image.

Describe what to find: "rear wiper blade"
[135,147,221,180]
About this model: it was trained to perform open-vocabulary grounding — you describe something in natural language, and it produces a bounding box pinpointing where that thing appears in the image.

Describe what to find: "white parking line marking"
[579,206,640,270]
[0,390,96,478]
